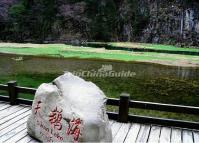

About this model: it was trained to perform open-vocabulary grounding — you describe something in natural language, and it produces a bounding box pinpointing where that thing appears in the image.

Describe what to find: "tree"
[8,0,57,42]
[9,0,28,41]
[89,0,117,41]
[32,0,57,42]
[116,0,149,41]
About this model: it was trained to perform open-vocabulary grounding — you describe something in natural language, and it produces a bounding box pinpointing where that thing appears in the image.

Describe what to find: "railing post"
[118,93,130,123]
[7,81,17,105]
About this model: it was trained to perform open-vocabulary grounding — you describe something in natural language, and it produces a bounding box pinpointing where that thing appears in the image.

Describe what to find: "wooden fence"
[0,81,199,129]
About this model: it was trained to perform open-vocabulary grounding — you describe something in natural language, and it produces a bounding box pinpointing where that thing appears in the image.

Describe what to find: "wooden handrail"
[129,100,199,115]
[0,81,199,129]
[106,98,119,106]
[0,84,8,91]
[16,86,36,94]
[128,115,199,130]
[107,98,199,115]
[1,82,199,115]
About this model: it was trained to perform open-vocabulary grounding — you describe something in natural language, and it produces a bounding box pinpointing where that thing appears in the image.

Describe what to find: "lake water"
[0,53,199,106]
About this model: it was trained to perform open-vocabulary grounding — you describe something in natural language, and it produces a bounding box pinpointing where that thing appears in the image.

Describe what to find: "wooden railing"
[0,81,199,129]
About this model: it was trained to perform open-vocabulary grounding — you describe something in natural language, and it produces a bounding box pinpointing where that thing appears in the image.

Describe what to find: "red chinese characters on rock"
[34,101,42,115]
[67,118,82,143]
[49,107,63,130]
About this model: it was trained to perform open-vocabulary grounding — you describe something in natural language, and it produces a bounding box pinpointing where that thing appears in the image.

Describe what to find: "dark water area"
[81,43,199,56]
[0,53,199,106]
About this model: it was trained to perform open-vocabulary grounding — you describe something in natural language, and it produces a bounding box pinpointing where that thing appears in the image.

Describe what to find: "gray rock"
[27,72,112,142]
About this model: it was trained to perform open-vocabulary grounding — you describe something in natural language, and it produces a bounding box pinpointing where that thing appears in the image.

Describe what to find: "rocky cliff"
[141,0,199,46]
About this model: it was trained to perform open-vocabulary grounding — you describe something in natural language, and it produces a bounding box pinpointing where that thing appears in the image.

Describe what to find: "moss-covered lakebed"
[0,47,199,121]
[0,54,199,104]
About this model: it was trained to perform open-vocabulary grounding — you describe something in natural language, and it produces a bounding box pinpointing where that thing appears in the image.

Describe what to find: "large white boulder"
[27,72,112,142]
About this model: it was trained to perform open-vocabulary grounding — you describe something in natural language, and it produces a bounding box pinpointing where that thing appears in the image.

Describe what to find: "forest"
[0,0,199,46]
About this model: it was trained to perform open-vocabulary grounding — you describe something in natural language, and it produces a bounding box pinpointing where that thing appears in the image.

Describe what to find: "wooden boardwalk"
[0,102,199,143]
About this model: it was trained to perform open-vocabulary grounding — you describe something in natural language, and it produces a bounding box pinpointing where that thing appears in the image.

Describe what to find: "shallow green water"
[1,53,199,121]
[0,53,199,106]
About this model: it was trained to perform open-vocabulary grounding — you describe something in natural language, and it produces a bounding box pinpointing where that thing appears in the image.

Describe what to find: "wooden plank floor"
[0,102,199,143]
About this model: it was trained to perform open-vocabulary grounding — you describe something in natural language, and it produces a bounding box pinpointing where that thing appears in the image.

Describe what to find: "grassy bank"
[0,43,199,67]
[109,42,199,52]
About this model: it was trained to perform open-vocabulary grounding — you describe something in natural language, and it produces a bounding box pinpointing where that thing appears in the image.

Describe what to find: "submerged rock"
[27,72,112,142]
